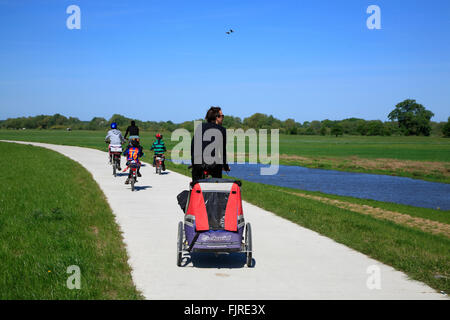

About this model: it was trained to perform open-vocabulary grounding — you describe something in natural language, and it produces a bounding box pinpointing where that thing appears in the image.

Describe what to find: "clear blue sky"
[1,0,449,123]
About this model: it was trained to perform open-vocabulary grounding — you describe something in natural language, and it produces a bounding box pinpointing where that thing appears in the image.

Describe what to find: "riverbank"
[165,160,450,294]
[0,130,448,183]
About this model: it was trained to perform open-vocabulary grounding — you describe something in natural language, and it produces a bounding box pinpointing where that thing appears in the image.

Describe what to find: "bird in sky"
[226,29,234,34]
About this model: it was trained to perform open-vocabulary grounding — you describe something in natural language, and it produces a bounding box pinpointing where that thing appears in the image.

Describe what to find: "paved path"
[3,140,446,299]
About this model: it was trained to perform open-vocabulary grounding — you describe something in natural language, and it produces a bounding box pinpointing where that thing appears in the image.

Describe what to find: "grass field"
[165,161,450,294]
[0,129,449,183]
[0,142,142,299]
[0,130,449,295]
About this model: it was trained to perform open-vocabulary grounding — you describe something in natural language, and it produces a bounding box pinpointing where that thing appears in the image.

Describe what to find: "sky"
[0,0,449,123]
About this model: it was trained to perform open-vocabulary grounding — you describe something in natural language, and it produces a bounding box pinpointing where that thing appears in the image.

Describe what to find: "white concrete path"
[2,140,446,300]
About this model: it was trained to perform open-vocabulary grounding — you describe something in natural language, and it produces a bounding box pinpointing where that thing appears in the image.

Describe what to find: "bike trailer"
[181,179,245,252]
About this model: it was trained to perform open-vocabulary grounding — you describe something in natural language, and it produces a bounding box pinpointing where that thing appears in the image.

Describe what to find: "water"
[171,160,450,210]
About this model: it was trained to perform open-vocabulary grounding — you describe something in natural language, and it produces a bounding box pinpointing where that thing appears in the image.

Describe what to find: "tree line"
[1,99,449,137]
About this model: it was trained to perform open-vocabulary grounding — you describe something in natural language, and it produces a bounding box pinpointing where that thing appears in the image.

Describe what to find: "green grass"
[0,129,449,161]
[272,186,450,225]
[165,161,450,294]
[277,135,450,162]
[1,129,449,183]
[0,142,142,299]
[0,129,176,152]
[1,130,449,294]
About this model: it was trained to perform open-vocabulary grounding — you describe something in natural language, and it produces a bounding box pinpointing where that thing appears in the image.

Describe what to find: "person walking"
[190,106,230,181]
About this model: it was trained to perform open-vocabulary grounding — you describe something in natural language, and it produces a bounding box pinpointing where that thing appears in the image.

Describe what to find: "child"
[150,133,167,171]
[123,138,144,184]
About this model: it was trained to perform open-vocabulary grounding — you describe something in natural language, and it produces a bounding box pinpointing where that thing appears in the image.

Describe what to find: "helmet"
[131,139,139,147]
[111,122,117,129]
[156,133,162,139]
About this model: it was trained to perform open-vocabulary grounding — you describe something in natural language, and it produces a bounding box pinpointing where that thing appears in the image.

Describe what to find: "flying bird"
[226,29,234,34]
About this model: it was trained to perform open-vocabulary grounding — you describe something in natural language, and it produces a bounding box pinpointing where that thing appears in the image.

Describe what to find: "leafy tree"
[331,123,344,137]
[87,117,107,130]
[282,118,297,134]
[355,120,367,135]
[388,99,434,136]
[442,117,450,138]
[321,119,334,128]
[366,120,385,136]
[309,121,322,134]
[222,115,242,129]
[109,114,133,128]
[243,113,282,129]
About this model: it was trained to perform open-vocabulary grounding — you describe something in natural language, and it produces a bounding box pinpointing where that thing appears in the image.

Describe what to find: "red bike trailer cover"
[186,182,243,232]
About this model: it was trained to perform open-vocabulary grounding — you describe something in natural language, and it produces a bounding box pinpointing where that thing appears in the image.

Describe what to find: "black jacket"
[191,122,228,167]
[124,125,139,138]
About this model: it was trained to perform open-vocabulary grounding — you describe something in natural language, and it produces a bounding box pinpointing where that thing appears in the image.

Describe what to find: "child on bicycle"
[150,133,167,171]
[123,138,144,184]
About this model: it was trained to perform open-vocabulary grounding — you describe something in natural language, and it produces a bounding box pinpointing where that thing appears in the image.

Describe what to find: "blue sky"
[0,0,449,123]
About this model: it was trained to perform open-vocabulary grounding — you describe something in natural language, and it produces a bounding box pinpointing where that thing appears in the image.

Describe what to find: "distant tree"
[303,127,313,135]
[87,117,107,130]
[222,115,242,129]
[243,113,266,128]
[282,118,297,134]
[384,121,400,136]
[309,120,321,134]
[109,114,132,128]
[331,123,344,137]
[430,121,445,136]
[180,121,194,132]
[319,126,327,136]
[442,117,450,138]
[340,118,365,135]
[355,120,367,135]
[321,119,334,128]
[243,113,282,129]
[388,99,434,136]
[366,120,385,136]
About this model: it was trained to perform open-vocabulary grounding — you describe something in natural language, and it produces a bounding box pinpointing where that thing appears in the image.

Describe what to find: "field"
[0,129,449,183]
[166,161,450,294]
[1,130,449,294]
[0,142,142,299]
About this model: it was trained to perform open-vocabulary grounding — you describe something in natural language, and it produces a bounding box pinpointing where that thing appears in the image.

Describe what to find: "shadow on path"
[134,185,152,191]
[181,252,255,269]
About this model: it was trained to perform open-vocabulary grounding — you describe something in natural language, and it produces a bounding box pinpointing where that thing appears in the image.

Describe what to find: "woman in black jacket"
[191,106,230,181]
[124,120,140,140]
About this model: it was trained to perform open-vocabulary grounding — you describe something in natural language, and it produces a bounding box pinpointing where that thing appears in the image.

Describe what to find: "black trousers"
[191,164,223,182]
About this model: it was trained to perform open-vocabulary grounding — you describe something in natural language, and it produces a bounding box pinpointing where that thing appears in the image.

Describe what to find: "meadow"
[1,129,449,294]
[166,161,450,294]
[0,142,142,299]
[0,129,448,183]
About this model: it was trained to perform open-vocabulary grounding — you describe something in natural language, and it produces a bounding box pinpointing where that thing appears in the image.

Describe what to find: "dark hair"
[205,106,221,123]
[131,120,136,126]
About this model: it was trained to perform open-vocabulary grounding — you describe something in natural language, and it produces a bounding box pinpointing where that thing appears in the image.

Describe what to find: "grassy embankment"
[0,129,449,183]
[0,142,142,299]
[0,130,449,293]
[165,161,450,294]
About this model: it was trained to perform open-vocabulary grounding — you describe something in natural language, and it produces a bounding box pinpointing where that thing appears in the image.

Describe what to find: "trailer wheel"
[177,221,183,266]
[245,223,252,267]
